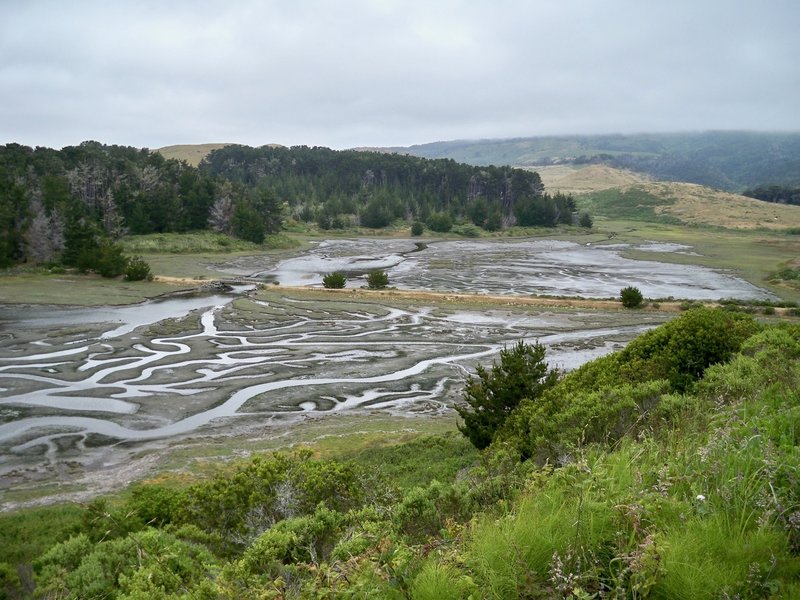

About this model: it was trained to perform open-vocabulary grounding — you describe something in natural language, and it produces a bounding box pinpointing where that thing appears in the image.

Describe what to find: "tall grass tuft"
[654,516,789,599]
[410,561,475,600]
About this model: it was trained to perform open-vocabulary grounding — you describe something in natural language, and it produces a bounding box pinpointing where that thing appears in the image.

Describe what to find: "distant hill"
[385,131,800,192]
[157,143,233,166]
[157,143,288,166]
[535,164,650,195]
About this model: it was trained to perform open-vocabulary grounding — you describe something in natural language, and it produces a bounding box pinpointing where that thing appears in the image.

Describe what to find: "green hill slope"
[388,131,800,191]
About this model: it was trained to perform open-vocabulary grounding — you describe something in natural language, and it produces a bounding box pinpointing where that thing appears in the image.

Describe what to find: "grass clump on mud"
[121,231,298,254]
[6,309,800,598]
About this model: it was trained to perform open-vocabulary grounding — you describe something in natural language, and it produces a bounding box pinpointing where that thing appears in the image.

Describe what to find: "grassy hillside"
[156,143,290,166]
[579,180,800,230]
[536,164,650,195]
[156,143,233,166]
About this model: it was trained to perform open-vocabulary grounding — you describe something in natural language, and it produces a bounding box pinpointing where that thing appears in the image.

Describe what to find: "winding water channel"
[247,238,773,300]
[0,237,775,502]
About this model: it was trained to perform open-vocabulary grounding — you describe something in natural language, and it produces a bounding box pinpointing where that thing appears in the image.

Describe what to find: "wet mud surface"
[243,238,773,300]
[0,290,668,507]
[0,237,775,507]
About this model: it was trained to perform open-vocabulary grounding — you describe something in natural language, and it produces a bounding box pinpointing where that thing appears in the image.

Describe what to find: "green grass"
[121,232,299,254]
[150,413,461,475]
[0,504,84,565]
[342,432,478,490]
[0,271,179,305]
[657,518,789,600]
[580,186,681,223]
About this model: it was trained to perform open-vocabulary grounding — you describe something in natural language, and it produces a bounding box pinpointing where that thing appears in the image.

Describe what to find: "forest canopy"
[0,141,579,268]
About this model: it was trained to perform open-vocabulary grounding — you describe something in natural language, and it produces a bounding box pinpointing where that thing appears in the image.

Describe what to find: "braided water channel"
[0,238,775,505]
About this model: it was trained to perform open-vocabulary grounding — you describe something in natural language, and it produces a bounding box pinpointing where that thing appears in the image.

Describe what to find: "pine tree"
[457,341,560,449]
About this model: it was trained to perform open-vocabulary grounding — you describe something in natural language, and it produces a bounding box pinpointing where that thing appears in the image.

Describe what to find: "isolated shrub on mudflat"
[366,269,389,289]
[620,286,644,308]
[94,239,128,278]
[322,271,346,289]
[427,212,453,233]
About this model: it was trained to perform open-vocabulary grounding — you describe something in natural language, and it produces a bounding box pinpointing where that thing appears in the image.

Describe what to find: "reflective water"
[248,238,773,300]
[0,236,772,496]
[0,292,667,477]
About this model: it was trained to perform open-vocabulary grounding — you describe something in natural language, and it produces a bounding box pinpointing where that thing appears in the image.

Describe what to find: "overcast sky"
[1,0,798,150]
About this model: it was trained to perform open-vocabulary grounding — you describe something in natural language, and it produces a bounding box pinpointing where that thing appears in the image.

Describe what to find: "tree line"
[0,141,585,269]
[742,185,800,206]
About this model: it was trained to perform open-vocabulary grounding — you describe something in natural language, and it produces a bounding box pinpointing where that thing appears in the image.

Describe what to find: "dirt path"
[300,286,685,311]
[154,275,684,312]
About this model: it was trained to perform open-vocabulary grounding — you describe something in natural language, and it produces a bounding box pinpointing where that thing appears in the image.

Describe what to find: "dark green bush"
[620,286,644,308]
[456,224,481,238]
[427,212,453,233]
[124,255,153,281]
[366,269,389,289]
[79,238,128,278]
[499,308,762,460]
[177,452,389,552]
[457,341,560,450]
[411,221,424,236]
[322,271,346,289]
[503,379,671,463]
[617,307,760,392]
[360,199,392,228]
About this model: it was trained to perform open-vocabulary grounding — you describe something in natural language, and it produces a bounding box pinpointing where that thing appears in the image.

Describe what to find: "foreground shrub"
[506,379,671,463]
[456,341,560,450]
[178,451,391,552]
[616,307,760,392]
[500,309,761,461]
[33,530,217,600]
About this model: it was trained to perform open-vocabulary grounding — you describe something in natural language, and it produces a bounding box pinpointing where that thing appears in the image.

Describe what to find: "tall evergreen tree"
[457,341,560,449]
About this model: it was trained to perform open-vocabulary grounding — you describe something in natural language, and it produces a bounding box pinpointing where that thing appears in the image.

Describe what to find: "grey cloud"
[1,0,798,150]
